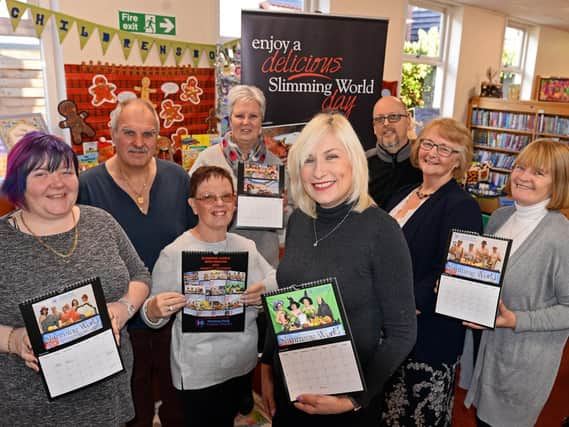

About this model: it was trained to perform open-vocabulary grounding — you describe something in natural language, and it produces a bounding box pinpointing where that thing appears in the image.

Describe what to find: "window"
[500,22,528,97]
[0,35,46,117]
[0,2,48,118]
[219,0,306,40]
[0,1,56,182]
[401,2,447,110]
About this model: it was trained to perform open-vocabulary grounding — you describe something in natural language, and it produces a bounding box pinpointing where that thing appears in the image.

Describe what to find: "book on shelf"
[472,130,530,151]
[474,150,515,170]
[468,97,569,196]
[538,115,569,136]
[487,172,509,189]
[471,109,535,131]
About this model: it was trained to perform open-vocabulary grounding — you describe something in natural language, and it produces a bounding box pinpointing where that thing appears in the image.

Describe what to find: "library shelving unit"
[467,96,569,189]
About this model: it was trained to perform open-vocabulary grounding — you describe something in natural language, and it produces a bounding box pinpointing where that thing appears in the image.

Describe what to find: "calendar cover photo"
[236,162,285,230]
[435,230,513,328]
[182,251,248,333]
[264,281,346,349]
[19,277,124,399]
[262,278,365,401]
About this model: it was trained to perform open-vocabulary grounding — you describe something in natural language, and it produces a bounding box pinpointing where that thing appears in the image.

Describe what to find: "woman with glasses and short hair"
[140,166,277,427]
[380,118,482,427]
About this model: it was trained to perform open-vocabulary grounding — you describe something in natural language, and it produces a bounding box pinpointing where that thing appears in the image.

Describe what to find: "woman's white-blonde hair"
[228,85,266,120]
[287,112,375,218]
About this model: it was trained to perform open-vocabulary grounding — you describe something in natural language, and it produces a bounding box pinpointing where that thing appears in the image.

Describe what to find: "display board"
[63,63,215,150]
[241,10,388,150]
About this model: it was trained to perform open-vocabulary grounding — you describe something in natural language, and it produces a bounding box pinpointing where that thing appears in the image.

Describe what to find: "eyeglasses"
[373,114,408,125]
[419,139,460,158]
[194,193,235,205]
[120,128,157,141]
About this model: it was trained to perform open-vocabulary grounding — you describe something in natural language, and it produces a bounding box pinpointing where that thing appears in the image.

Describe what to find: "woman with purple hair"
[0,131,150,426]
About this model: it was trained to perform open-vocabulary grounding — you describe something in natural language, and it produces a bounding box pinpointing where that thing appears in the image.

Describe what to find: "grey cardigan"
[141,231,276,390]
[464,207,569,427]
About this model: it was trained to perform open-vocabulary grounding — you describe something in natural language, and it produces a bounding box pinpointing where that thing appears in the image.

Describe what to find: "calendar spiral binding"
[181,250,247,256]
[20,277,101,307]
[451,228,512,243]
[262,277,338,297]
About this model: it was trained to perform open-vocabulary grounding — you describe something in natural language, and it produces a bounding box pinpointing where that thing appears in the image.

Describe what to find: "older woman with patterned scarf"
[190,84,284,268]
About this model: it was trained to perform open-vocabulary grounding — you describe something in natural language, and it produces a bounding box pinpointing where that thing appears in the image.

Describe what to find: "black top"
[368,155,422,209]
[262,202,417,409]
[385,179,483,364]
[78,159,197,329]
[78,159,196,271]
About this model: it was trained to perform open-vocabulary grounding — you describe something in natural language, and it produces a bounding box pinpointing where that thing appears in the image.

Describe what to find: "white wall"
[57,0,218,66]
[328,0,509,123]
[39,0,569,124]
[534,26,569,77]
[451,6,505,123]
[329,0,406,84]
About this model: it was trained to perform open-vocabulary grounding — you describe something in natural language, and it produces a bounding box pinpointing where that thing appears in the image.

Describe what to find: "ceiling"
[452,0,569,32]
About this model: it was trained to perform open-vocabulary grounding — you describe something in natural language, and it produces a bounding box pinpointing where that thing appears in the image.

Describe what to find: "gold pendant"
[137,196,144,204]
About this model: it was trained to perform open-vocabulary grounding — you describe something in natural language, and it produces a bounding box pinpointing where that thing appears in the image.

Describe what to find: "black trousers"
[180,371,252,427]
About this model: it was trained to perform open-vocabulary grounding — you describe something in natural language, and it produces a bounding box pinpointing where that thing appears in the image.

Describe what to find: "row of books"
[471,109,536,131]
[488,171,509,188]
[472,130,530,151]
[537,115,569,135]
[475,150,516,170]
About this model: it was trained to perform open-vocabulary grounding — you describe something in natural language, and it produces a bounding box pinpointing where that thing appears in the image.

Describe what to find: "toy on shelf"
[465,161,505,197]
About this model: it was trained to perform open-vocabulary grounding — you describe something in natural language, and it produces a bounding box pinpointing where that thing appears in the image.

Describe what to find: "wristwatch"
[346,396,362,412]
[118,298,136,318]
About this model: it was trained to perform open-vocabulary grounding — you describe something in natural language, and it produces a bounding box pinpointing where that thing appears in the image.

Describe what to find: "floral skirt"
[379,357,459,427]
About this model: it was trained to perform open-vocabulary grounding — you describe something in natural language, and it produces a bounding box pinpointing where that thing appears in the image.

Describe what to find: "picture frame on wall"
[0,113,48,188]
[0,113,49,153]
[533,76,569,102]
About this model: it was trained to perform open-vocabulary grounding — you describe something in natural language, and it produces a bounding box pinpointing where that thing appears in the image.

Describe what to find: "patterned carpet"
[152,393,272,427]
[234,393,271,427]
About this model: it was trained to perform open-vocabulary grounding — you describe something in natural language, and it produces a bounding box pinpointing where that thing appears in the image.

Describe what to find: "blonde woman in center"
[261,112,417,427]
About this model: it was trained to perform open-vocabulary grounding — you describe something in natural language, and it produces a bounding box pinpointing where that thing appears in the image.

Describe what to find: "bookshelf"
[467,96,569,189]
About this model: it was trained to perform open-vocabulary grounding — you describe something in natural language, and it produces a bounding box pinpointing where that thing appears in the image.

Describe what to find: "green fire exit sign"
[118,11,176,35]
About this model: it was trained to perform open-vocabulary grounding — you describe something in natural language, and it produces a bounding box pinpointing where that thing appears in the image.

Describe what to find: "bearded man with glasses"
[78,97,196,426]
[366,95,422,208]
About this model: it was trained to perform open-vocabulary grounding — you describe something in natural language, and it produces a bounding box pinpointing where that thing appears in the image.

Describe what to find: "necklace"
[119,166,150,205]
[312,208,352,247]
[19,209,79,262]
[415,185,433,200]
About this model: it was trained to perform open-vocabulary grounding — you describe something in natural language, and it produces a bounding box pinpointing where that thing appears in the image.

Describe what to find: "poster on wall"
[241,10,388,150]
[63,64,215,156]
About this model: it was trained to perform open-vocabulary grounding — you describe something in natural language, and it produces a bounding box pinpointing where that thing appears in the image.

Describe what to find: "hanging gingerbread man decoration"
[159,99,184,128]
[58,99,96,145]
[180,76,203,104]
[134,76,157,106]
[88,74,118,107]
